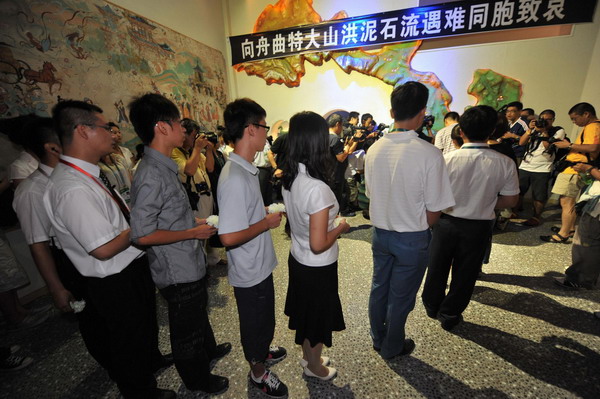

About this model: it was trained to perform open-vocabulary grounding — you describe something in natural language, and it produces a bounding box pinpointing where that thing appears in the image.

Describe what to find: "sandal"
[540,233,570,243]
[550,226,576,236]
[523,217,541,227]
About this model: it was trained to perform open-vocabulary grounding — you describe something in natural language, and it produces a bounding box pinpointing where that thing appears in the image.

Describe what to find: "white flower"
[334,217,342,228]
[70,300,86,313]
[206,215,219,228]
[268,203,285,214]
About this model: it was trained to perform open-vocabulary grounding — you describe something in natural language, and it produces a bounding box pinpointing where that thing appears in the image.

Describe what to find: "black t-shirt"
[329,133,346,184]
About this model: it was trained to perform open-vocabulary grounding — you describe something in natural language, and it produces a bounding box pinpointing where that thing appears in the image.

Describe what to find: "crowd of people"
[0,82,598,398]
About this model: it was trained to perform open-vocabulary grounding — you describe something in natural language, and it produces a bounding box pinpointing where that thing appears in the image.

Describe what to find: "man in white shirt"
[44,100,174,399]
[365,81,455,360]
[517,109,566,226]
[434,111,460,154]
[422,105,519,331]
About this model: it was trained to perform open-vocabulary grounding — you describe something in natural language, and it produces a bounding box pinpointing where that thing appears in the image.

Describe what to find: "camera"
[422,115,435,130]
[534,117,549,129]
[195,181,211,196]
[203,132,219,144]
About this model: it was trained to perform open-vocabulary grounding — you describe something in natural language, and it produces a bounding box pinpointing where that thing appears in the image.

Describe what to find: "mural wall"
[0,0,228,147]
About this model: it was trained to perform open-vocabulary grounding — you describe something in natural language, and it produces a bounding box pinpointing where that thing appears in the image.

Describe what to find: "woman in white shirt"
[281,111,350,381]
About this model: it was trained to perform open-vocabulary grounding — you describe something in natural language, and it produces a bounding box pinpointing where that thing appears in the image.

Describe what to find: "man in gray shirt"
[218,98,287,397]
[129,93,230,395]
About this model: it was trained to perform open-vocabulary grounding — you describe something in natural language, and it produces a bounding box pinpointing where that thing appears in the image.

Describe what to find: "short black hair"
[181,118,200,135]
[361,113,373,124]
[444,111,460,122]
[506,101,523,111]
[223,98,266,144]
[490,112,510,140]
[327,113,342,128]
[539,109,556,118]
[349,111,359,121]
[522,108,535,116]
[391,81,428,121]
[0,114,39,147]
[128,93,180,145]
[107,122,119,129]
[450,124,463,148]
[459,105,498,141]
[23,116,60,161]
[569,102,596,117]
[52,100,103,146]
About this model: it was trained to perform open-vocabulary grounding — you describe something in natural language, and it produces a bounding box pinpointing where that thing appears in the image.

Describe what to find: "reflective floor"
[2,203,599,398]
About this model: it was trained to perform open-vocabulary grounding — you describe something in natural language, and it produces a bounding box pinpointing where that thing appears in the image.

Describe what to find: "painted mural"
[468,69,523,110]
[0,0,228,147]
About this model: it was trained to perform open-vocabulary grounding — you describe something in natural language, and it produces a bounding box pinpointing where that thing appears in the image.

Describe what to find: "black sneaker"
[0,354,33,371]
[211,342,232,361]
[265,345,286,364]
[553,277,582,290]
[250,370,288,397]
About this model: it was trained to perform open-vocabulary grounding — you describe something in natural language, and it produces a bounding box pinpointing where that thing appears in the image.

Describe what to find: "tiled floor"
[2,204,600,398]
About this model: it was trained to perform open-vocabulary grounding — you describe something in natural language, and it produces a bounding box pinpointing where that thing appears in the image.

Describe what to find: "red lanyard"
[59,159,130,215]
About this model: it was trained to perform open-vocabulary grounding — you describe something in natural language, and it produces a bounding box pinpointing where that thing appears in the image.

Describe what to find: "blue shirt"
[130,146,206,289]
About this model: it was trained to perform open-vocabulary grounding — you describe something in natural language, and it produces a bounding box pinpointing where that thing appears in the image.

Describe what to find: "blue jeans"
[369,227,431,358]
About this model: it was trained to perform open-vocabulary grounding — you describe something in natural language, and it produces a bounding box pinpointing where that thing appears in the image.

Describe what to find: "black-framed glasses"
[82,123,112,131]
[251,123,270,133]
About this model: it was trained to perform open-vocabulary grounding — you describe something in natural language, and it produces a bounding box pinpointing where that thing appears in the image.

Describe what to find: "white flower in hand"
[206,215,219,228]
[268,203,285,214]
[70,300,86,313]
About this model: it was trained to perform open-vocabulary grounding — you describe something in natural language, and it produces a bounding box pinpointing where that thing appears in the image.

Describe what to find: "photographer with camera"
[541,102,600,243]
[172,118,215,220]
[416,115,436,143]
[434,112,460,154]
[517,109,566,226]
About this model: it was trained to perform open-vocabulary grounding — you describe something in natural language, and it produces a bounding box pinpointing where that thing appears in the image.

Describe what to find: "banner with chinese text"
[229,0,597,65]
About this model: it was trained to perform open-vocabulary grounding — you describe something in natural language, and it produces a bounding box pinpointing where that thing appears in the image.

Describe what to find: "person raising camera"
[517,109,566,226]
[172,118,215,219]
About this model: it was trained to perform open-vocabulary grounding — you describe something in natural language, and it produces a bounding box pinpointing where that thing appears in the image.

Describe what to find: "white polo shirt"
[43,155,143,278]
[282,163,339,266]
[217,152,277,288]
[13,164,55,245]
[443,143,519,220]
[519,128,566,173]
[9,151,38,181]
[434,123,458,155]
[365,130,455,232]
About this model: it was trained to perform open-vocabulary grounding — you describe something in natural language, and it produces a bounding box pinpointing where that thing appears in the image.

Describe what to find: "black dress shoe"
[190,374,229,395]
[424,307,438,319]
[211,342,232,361]
[441,315,463,331]
[152,388,177,399]
[383,339,415,360]
[152,353,174,373]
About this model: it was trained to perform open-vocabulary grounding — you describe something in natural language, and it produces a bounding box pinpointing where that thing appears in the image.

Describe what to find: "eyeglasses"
[251,123,270,133]
[82,123,112,131]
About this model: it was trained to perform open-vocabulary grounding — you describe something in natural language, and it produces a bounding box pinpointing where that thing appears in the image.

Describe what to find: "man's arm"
[29,242,74,311]
[554,140,600,155]
[426,210,442,227]
[219,212,282,247]
[136,224,216,246]
[495,194,519,209]
[90,229,134,260]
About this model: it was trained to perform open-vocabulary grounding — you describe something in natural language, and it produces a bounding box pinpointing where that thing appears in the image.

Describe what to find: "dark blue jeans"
[369,227,430,359]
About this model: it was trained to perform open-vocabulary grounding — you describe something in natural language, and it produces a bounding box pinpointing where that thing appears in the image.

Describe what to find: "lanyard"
[59,159,130,217]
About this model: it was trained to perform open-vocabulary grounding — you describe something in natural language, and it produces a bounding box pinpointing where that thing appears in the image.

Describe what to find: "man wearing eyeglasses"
[44,100,174,398]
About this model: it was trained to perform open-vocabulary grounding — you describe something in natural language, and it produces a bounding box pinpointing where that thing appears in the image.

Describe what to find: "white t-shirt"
[217,152,277,288]
[344,149,365,179]
[443,143,519,220]
[434,123,458,155]
[9,151,38,181]
[253,141,271,168]
[283,163,339,266]
[365,130,455,232]
[43,155,143,278]
[13,164,55,245]
[519,128,566,173]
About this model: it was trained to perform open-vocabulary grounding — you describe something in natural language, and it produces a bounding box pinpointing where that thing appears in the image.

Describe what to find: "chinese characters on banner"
[229,0,597,65]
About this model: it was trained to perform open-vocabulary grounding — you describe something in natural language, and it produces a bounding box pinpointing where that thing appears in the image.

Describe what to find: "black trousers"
[84,256,158,398]
[257,166,273,206]
[422,215,493,319]
[233,274,275,364]
[160,277,217,389]
[566,212,600,287]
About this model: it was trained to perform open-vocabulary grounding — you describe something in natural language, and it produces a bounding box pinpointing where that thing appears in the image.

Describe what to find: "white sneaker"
[299,356,330,368]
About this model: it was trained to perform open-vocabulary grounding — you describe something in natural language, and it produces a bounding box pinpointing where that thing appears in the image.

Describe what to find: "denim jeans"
[369,227,431,359]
